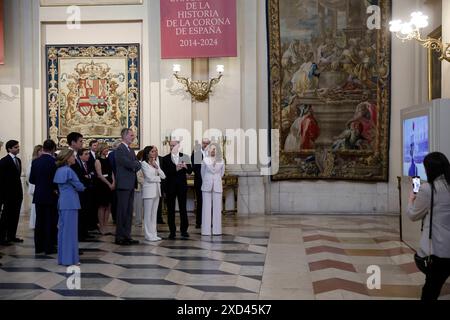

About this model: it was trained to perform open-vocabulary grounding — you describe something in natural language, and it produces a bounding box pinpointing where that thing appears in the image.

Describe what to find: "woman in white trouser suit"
[201,145,225,236]
[141,146,166,242]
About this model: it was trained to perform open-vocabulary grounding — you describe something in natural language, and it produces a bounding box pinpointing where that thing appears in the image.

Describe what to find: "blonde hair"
[96,142,109,159]
[32,145,43,160]
[56,148,74,168]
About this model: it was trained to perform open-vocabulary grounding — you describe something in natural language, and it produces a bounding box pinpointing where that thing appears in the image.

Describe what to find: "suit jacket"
[157,156,166,194]
[115,143,141,190]
[141,161,166,199]
[191,149,204,188]
[53,166,85,210]
[0,154,23,202]
[161,153,192,194]
[87,152,96,176]
[71,156,94,189]
[109,150,117,175]
[201,157,225,193]
[29,154,58,205]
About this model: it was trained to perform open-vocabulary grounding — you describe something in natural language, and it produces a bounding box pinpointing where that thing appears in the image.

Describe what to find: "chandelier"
[389,11,450,62]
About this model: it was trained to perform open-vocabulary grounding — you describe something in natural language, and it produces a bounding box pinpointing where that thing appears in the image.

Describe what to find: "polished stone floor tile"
[52,289,115,297]
[188,285,256,293]
[119,278,178,285]
[1,214,446,300]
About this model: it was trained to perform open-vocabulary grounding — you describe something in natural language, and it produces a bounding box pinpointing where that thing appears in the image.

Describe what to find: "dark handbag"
[414,185,434,274]
[414,253,433,274]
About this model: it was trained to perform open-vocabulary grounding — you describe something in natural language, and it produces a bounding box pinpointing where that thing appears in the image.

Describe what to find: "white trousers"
[143,197,159,240]
[201,192,222,235]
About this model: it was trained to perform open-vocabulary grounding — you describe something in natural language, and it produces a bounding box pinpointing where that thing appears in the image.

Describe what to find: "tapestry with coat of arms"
[46,44,140,148]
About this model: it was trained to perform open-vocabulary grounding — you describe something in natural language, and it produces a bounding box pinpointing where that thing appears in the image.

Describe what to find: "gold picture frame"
[428,26,442,101]
[45,44,141,149]
[268,0,391,181]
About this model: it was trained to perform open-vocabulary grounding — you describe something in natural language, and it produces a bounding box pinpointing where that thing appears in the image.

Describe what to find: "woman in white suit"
[141,146,166,242]
[201,144,225,236]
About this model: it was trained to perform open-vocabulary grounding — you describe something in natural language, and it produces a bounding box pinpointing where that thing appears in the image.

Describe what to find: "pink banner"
[0,0,4,65]
[160,0,237,59]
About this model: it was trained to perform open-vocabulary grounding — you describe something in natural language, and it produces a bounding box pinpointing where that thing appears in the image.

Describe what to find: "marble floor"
[0,213,449,300]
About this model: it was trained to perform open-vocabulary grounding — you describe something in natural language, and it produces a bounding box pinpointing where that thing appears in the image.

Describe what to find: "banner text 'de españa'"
[161,0,237,59]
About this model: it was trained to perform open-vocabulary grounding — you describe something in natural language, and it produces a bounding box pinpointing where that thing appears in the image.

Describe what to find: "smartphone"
[412,176,421,194]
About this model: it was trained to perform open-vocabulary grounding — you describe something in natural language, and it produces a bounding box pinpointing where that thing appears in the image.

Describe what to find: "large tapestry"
[46,44,140,148]
[268,0,391,181]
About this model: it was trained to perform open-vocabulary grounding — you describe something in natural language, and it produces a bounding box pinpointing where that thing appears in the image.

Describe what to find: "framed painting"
[268,0,391,181]
[428,26,442,101]
[46,44,140,148]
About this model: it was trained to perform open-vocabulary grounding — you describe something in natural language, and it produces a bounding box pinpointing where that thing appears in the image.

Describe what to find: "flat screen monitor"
[402,115,429,179]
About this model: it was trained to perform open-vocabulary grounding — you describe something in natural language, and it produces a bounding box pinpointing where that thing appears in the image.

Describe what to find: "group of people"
[0,129,225,267]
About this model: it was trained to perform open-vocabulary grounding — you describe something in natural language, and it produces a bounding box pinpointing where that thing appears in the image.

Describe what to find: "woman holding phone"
[408,152,450,300]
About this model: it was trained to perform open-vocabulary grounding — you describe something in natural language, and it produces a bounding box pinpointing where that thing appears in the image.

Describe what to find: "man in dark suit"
[67,132,83,156]
[156,149,165,224]
[29,139,58,254]
[0,140,24,245]
[191,138,210,229]
[71,148,95,241]
[87,140,98,174]
[109,139,121,224]
[115,129,141,245]
[161,140,193,239]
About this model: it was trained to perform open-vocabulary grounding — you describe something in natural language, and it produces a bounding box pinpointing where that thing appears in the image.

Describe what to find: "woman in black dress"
[94,143,115,235]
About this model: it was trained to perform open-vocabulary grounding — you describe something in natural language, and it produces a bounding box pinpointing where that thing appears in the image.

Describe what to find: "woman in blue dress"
[54,149,85,266]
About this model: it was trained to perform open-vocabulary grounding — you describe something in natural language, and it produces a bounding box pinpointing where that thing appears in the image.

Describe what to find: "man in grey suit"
[115,128,141,245]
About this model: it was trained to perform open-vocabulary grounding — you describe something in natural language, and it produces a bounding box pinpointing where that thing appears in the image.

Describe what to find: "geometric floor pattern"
[1,214,449,300]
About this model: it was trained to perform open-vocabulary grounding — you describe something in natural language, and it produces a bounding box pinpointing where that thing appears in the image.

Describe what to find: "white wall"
[1,0,445,215]
[443,0,450,98]
[0,0,22,158]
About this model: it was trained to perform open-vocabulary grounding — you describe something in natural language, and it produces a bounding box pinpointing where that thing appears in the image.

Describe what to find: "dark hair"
[423,152,450,188]
[42,139,56,152]
[89,140,98,147]
[67,132,83,146]
[142,145,156,162]
[5,140,19,152]
[136,150,144,161]
[121,128,132,138]
[79,148,89,156]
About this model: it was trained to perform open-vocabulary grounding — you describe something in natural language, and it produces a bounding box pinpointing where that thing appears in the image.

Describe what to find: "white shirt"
[90,150,96,159]
[8,152,17,161]
[201,149,207,159]
[9,153,20,171]
[171,152,180,165]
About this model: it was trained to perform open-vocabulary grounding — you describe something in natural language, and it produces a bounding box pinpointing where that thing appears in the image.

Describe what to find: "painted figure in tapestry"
[270,0,390,180]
